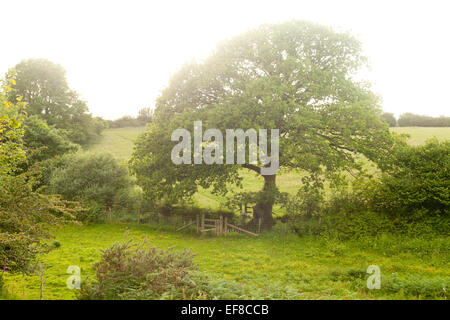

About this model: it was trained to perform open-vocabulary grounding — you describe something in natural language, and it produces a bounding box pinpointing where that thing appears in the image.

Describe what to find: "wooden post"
[258,218,262,234]
[219,215,223,236]
[224,217,228,236]
[196,215,200,234]
[201,214,205,232]
[173,215,177,231]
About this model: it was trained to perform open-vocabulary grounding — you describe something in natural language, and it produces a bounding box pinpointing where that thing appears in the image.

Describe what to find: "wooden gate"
[176,214,259,237]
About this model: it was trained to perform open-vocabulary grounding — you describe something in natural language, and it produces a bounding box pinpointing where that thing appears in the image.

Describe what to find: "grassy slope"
[3,127,448,300]
[87,126,146,161]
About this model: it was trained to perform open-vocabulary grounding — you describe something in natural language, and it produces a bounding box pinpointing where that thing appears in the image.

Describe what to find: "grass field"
[3,224,448,300]
[2,126,448,300]
[87,126,146,160]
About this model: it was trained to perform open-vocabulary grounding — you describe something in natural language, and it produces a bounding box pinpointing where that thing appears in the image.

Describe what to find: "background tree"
[130,21,393,228]
[137,107,153,124]
[381,112,397,127]
[6,59,104,145]
[398,112,450,127]
[107,107,153,128]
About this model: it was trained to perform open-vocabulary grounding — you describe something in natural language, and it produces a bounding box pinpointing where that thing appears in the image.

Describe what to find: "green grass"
[88,126,450,161]
[2,223,448,300]
[391,127,450,145]
[87,126,146,161]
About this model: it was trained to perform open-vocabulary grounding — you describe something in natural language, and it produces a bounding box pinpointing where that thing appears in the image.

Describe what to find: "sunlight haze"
[1,0,449,119]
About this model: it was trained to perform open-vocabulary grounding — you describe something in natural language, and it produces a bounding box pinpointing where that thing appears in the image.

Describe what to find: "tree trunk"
[253,174,276,229]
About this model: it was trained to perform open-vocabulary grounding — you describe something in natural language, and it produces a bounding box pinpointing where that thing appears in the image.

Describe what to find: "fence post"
[201,214,205,232]
[219,215,223,236]
[224,217,228,236]
[258,218,262,234]
[196,215,200,234]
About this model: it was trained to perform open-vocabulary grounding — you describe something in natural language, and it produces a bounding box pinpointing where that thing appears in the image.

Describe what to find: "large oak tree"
[130,21,393,228]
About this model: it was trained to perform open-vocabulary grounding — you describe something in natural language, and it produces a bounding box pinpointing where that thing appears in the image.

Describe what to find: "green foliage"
[49,153,130,212]
[0,76,26,175]
[77,239,208,300]
[107,108,153,129]
[0,167,81,274]
[21,115,78,165]
[1,78,81,275]
[375,139,450,213]
[381,112,397,127]
[282,178,449,240]
[130,20,393,226]
[7,59,104,145]
[398,112,450,127]
[380,275,448,299]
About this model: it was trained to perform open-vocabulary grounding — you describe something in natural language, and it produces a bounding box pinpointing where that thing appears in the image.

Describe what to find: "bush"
[78,239,300,300]
[78,239,207,300]
[49,153,130,213]
[375,139,450,213]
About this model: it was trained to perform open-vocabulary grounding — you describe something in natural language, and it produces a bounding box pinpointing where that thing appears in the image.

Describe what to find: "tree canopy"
[130,21,394,228]
[7,59,104,145]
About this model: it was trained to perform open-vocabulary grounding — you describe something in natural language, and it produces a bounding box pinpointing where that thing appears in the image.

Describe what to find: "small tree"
[1,76,80,274]
[49,153,130,217]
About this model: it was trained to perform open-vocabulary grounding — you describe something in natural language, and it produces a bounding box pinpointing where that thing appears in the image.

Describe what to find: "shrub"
[0,168,81,274]
[49,153,130,213]
[375,139,450,213]
[78,239,300,300]
[78,239,209,300]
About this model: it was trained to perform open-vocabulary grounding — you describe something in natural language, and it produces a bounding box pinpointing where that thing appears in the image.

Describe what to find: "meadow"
[4,224,449,300]
[2,127,448,300]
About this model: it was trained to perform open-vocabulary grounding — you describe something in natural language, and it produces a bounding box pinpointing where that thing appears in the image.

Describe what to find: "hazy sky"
[1,0,449,119]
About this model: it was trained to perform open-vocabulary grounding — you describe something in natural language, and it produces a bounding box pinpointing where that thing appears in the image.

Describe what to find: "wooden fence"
[176,214,259,237]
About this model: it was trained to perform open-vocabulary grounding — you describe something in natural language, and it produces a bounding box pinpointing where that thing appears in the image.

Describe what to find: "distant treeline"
[382,112,450,127]
[107,107,153,128]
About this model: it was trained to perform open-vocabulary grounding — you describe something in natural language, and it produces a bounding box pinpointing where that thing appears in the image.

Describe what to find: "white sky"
[1,0,449,119]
